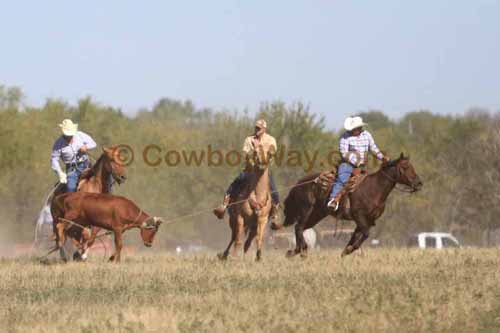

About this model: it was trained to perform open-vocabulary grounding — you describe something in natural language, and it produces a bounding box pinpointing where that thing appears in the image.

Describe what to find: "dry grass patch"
[1,249,499,332]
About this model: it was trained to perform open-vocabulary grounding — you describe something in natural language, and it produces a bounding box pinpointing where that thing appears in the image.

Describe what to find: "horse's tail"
[271,174,317,230]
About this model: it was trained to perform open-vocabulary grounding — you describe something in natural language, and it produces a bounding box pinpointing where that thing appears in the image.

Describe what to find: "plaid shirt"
[339,130,384,166]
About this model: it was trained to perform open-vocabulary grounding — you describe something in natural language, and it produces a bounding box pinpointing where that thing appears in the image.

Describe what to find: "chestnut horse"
[51,192,163,262]
[272,153,422,257]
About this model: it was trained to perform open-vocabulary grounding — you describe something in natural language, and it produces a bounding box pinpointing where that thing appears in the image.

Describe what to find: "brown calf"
[51,192,163,262]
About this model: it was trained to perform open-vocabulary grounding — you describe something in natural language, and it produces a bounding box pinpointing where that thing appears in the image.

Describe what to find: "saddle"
[314,167,367,202]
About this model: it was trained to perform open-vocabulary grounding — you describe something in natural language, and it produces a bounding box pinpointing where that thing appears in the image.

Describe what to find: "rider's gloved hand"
[57,171,67,184]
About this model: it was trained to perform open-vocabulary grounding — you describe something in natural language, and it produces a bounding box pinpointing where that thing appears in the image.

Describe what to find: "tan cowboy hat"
[255,119,267,129]
[344,116,366,131]
[59,119,78,136]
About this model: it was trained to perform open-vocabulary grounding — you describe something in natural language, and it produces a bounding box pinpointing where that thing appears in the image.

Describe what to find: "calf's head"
[140,216,163,247]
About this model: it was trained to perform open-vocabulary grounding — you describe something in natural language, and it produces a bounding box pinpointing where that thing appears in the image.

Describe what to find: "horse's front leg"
[231,215,245,257]
[255,213,269,261]
[342,216,371,257]
[109,229,123,262]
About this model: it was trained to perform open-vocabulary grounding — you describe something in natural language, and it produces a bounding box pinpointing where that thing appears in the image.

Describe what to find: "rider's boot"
[213,194,231,220]
[327,193,342,211]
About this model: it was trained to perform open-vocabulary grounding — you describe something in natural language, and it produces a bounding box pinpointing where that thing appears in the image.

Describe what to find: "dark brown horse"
[49,145,127,259]
[271,153,422,257]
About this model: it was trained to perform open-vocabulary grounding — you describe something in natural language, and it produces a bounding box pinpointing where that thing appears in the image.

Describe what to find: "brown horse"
[271,153,422,257]
[218,147,275,261]
[49,145,127,259]
[52,192,162,262]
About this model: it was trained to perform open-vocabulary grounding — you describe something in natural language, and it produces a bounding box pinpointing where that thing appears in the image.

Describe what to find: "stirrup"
[327,197,339,211]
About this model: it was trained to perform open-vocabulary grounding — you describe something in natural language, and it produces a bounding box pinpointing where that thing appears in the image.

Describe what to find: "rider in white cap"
[327,116,389,211]
[51,119,97,192]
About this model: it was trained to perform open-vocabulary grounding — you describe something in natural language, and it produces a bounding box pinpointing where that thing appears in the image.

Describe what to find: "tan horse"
[50,145,127,259]
[218,146,274,261]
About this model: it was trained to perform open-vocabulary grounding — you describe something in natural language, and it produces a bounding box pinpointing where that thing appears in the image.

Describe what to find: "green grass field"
[1,249,499,332]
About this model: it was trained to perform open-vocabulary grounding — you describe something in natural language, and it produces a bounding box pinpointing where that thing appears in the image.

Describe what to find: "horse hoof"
[73,251,82,261]
[341,246,353,257]
[109,255,115,262]
[286,250,296,258]
[300,252,308,259]
[217,252,227,261]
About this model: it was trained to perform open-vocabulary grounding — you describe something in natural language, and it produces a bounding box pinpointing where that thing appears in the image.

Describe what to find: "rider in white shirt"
[51,119,96,192]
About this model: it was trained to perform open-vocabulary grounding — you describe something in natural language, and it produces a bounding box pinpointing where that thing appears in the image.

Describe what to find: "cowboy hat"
[59,119,78,136]
[344,116,366,131]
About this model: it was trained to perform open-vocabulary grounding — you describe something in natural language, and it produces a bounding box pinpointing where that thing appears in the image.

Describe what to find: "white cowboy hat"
[59,119,78,136]
[344,116,366,131]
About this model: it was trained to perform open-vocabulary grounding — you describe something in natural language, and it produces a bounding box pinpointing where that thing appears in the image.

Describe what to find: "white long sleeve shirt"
[51,131,96,174]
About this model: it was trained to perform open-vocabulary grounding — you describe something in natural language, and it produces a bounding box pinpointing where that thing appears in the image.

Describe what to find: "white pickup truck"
[408,232,460,249]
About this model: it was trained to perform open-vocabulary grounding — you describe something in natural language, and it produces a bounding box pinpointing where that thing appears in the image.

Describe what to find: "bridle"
[106,156,125,185]
[380,161,419,193]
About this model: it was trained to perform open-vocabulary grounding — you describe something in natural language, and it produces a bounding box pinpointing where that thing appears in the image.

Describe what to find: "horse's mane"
[80,152,106,180]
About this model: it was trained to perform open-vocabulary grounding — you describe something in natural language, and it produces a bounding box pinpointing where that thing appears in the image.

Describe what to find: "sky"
[1,0,499,128]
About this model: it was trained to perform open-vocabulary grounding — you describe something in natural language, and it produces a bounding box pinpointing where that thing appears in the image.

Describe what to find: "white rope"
[158,178,318,225]
[33,182,60,248]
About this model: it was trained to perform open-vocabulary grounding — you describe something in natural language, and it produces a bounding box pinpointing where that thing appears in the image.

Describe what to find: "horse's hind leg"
[81,227,99,261]
[244,223,257,253]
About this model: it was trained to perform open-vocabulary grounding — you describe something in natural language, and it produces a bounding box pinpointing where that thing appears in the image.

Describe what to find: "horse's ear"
[102,146,111,155]
[400,152,405,160]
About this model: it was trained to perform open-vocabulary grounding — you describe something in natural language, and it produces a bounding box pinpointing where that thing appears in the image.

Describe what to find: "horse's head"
[248,144,276,172]
[140,216,163,247]
[382,153,423,192]
[102,145,127,184]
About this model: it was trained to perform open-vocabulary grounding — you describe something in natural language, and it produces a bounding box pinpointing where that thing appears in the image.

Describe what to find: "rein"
[380,164,417,193]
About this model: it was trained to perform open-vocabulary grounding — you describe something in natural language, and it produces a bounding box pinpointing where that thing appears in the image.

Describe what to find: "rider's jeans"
[65,161,89,192]
[329,162,353,199]
[66,169,80,192]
